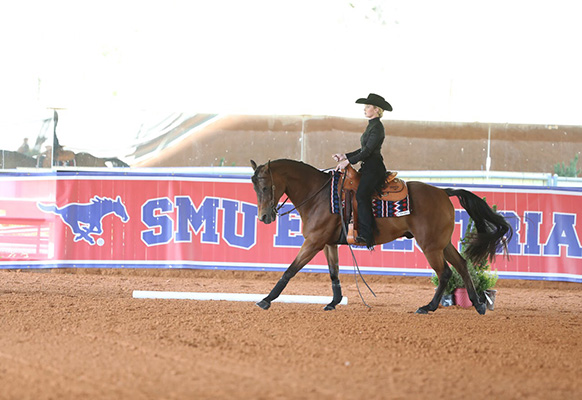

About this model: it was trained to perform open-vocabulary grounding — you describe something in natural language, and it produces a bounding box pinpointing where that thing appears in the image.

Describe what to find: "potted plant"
[431,202,499,310]
[430,264,463,306]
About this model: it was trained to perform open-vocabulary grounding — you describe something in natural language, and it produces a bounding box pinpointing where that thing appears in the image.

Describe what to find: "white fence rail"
[141,167,582,188]
[3,166,582,188]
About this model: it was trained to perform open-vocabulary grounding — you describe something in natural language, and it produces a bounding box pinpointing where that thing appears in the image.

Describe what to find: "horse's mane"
[257,159,327,177]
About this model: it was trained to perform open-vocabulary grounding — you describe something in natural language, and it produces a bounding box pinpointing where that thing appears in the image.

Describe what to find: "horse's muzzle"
[259,208,277,224]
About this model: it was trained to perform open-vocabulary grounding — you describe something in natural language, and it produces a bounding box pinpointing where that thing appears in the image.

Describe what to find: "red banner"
[1,170,581,283]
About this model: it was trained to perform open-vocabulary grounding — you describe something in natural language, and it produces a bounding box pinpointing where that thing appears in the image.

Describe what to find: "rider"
[333,93,393,248]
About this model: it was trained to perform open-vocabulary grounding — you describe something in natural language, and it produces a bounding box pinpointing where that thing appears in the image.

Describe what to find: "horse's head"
[251,160,280,224]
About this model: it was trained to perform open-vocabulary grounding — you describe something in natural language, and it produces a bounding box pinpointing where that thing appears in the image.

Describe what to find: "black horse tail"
[445,188,513,264]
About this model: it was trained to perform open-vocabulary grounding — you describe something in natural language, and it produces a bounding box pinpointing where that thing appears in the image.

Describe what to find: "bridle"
[265,160,332,217]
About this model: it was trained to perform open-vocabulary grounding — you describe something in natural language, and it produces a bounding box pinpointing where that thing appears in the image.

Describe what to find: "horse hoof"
[476,303,487,315]
[256,300,271,310]
[324,304,336,311]
[415,307,429,314]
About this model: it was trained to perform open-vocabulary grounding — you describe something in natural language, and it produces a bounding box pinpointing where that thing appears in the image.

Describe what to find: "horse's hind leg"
[257,239,324,310]
[444,242,486,315]
[323,244,343,311]
[416,249,450,314]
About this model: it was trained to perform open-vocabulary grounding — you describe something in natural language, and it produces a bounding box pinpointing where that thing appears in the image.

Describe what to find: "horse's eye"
[262,187,268,193]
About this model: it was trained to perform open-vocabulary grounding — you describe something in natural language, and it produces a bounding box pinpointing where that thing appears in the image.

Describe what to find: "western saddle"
[339,165,408,245]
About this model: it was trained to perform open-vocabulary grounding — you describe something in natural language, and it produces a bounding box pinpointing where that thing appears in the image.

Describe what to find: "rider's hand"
[332,153,346,162]
[336,159,350,171]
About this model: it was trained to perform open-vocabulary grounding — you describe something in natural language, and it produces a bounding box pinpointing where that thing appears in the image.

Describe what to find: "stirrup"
[355,235,367,244]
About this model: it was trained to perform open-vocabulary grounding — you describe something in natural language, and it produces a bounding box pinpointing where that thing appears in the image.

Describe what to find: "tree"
[554,153,581,177]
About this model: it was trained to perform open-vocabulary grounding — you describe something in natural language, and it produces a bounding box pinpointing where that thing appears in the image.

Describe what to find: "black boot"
[355,235,367,244]
[355,235,375,249]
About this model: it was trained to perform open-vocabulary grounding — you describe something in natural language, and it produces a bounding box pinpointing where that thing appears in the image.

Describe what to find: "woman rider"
[333,93,393,248]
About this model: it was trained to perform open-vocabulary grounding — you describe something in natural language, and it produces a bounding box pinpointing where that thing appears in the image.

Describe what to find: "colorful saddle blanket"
[330,170,410,218]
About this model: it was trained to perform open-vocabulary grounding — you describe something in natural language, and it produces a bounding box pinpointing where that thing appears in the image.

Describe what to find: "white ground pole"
[133,290,348,305]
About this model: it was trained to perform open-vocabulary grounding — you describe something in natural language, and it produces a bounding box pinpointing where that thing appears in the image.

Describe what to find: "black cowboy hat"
[355,93,393,112]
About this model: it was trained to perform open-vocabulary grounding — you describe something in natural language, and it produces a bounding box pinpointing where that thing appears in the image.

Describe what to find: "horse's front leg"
[323,244,342,311]
[256,239,324,310]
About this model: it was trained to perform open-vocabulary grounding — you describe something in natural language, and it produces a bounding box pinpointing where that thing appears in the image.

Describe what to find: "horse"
[250,159,512,315]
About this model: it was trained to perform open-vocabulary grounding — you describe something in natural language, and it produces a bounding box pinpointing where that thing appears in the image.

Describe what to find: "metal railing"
[165,167,582,188]
[2,166,582,188]
[396,170,582,187]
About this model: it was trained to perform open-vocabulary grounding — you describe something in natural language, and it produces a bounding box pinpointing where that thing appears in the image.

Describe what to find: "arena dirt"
[0,269,580,400]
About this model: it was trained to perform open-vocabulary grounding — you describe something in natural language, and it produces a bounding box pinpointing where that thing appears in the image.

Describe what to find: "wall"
[132,115,582,175]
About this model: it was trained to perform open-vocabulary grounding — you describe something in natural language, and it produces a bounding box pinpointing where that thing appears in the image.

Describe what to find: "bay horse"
[250,159,512,315]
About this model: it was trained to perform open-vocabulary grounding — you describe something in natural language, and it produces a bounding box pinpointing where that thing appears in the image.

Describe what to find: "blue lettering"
[141,198,174,246]
[543,213,582,257]
[274,204,304,247]
[175,196,219,244]
[523,211,542,255]
[221,199,257,249]
[382,238,414,251]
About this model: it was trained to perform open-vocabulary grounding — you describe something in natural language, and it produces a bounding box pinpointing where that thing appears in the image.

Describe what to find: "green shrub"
[431,268,463,296]
[431,201,498,295]
[554,153,580,177]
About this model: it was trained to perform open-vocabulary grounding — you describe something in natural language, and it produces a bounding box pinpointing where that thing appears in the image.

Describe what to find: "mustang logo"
[38,196,129,245]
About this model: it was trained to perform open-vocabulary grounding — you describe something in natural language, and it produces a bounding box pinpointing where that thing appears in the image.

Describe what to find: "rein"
[337,170,377,308]
[268,160,333,217]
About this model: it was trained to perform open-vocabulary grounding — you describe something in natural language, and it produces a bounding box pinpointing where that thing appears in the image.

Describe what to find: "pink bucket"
[454,288,473,308]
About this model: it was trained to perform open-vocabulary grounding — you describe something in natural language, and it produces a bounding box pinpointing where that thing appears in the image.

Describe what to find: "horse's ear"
[250,160,257,171]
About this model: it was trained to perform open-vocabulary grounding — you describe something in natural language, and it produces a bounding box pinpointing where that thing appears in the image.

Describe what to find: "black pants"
[356,156,386,243]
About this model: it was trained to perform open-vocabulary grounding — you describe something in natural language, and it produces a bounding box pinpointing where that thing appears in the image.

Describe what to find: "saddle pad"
[330,171,343,214]
[329,171,410,218]
[372,196,410,218]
